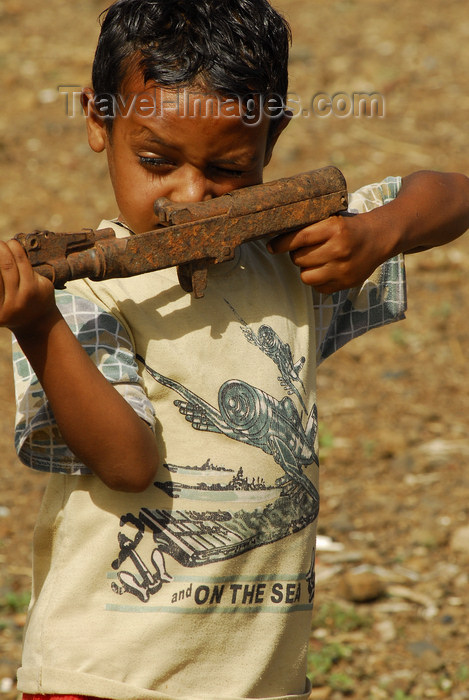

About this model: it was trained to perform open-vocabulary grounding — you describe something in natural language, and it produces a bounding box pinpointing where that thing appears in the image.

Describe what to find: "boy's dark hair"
[92,0,291,120]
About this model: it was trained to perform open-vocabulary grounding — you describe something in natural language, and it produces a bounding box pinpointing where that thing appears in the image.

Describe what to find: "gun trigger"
[177,262,208,298]
[191,266,208,299]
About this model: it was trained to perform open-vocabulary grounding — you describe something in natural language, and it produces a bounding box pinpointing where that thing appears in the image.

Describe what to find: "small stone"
[308,688,332,700]
[407,640,442,671]
[440,678,453,692]
[311,628,328,639]
[448,596,464,607]
[338,570,386,602]
[408,640,436,655]
[0,678,14,693]
[13,613,27,628]
[329,513,354,533]
[411,527,448,547]
[37,88,58,104]
[441,614,454,625]
[450,526,469,554]
[375,619,396,642]
[379,669,413,693]
[419,650,445,673]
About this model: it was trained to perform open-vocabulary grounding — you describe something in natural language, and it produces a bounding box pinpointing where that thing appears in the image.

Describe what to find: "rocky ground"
[0,1,468,698]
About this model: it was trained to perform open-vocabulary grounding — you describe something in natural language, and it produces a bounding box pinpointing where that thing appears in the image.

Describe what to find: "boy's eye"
[139,156,174,169]
[212,166,245,178]
[138,156,246,179]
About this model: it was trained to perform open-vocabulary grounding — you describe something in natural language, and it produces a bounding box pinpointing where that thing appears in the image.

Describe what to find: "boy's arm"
[1,239,159,492]
[268,170,469,295]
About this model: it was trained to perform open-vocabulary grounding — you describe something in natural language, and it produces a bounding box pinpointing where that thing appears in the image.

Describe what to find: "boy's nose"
[169,167,214,202]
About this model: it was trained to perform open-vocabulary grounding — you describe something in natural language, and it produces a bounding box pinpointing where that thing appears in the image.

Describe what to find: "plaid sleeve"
[13,289,156,475]
[315,176,407,365]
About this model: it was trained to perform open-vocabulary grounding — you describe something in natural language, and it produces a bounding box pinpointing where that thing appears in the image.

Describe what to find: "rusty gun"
[14,165,347,298]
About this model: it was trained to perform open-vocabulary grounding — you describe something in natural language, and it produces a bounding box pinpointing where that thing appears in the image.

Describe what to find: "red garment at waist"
[23,695,109,700]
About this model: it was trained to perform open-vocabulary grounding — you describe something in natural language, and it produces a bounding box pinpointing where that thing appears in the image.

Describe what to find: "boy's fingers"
[0,241,21,293]
[1,239,31,268]
[267,228,319,255]
[299,262,356,294]
[0,240,41,314]
[267,219,331,254]
[289,246,329,269]
[6,239,36,285]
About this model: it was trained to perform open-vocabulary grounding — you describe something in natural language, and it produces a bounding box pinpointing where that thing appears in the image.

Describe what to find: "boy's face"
[85,71,284,234]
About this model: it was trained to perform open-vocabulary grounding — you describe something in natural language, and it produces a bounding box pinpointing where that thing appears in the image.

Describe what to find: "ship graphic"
[116,477,318,572]
[156,465,281,503]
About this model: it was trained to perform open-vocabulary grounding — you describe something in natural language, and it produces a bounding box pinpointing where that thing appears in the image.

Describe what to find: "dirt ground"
[0,1,468,698]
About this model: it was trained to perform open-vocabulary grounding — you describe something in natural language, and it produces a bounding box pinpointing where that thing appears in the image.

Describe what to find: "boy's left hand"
[268,170,469,294]
[268,211,386,295]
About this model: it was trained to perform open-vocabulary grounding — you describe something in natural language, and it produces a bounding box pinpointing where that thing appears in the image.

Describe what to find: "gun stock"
[14,166,347,298]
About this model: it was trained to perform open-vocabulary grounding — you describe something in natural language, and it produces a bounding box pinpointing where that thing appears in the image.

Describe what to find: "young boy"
[3,1,469,699]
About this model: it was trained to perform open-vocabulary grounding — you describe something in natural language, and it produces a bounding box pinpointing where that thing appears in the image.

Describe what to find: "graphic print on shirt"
[111,307,319,607]
[225,299,307,407]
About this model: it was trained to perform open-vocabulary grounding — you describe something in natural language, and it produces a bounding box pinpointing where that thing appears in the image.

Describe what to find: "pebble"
[450,526,469,554]
[308,688,332,700]
[417,438,469,458]
[337,570,386,602]
[411,526,448,547]
[0,678,13,693]
[378,669,414,693]
[448,596,464,607]
[440,614,454,624]
[37,88,58,104]
[407,639,440,658]
[387,584,438,618]
[418,650,445,672]
[319,551,362,565]
[13,613,27,628]
[328,513,354,533]
[316,535,344,552]
[311,628,329,640]
[407,639,445,673]
[374,619,397,642]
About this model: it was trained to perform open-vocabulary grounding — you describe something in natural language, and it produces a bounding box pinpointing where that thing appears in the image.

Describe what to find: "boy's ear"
[81,88,108,153]
[264,112,291,166]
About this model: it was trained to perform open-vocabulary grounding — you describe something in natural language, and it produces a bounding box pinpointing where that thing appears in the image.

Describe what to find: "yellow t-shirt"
[14,179,405,700]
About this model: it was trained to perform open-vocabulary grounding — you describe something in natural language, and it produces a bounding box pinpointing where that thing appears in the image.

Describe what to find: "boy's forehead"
[114,72,272,157]
[120,70,254,119]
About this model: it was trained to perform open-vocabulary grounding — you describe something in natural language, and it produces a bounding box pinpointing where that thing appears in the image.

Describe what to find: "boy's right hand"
[0,239,57,334]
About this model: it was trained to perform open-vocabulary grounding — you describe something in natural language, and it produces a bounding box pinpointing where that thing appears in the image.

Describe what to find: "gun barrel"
[153,166,346,225]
